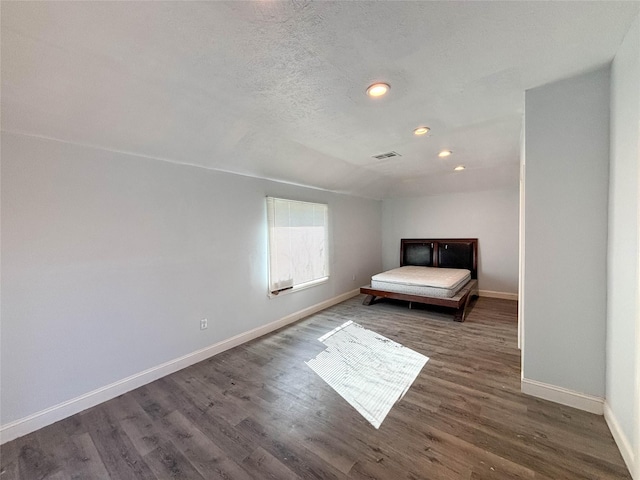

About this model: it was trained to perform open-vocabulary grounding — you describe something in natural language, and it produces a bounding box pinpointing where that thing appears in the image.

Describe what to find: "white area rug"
[305,320,429,429]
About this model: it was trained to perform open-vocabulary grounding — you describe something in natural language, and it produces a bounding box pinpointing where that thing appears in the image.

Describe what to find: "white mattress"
[371,266,471,298]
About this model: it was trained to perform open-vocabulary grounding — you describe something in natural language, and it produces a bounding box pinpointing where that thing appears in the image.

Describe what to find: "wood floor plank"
[16,438,60,480]
[234,416,348,480]
[132,377,257,463]
[142,440,206,480]
[169,369,253,426]
[83,406,156,480]
[0,296,631,479]
[0,435,20,479]
[63,432,112,479]
[156,410,254,480]
[241,446,300,479]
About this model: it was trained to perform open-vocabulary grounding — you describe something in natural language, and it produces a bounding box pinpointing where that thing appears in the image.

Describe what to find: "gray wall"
[607,13,639,464]
[523,67,610,397]
[0,132,382,425]
[381,189,519,294]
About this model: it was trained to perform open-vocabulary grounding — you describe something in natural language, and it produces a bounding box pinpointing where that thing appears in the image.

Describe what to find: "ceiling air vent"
[372,151,401,160]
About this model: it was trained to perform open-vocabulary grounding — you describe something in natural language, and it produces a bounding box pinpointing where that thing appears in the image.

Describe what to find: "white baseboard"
[479,290,519,301]
[0,289,360,445]
[604,402,637,479]
[521,378,604,415]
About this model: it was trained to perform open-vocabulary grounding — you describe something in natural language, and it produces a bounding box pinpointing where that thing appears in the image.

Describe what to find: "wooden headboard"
[400,238,478,279]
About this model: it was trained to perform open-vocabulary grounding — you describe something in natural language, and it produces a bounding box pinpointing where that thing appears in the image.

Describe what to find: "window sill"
[268,277,329,298]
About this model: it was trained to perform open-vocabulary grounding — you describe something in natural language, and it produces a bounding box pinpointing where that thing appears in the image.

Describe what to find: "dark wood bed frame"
[360,238,479,322]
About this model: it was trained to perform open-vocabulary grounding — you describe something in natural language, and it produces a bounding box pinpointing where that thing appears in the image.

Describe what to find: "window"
[266,197,329,295]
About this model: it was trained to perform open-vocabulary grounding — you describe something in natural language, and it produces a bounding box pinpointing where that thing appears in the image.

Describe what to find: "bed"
[360,238,479,322]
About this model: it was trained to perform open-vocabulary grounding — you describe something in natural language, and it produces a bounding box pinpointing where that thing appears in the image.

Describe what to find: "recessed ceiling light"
[366,83,390,97]
[454,165,465,171]
[413,127,430,136]
[438,150,452,157]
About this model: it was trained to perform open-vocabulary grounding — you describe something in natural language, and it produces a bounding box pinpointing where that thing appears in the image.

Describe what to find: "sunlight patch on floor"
[305,320,428,429]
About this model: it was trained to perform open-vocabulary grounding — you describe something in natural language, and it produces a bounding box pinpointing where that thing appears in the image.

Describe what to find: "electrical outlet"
[352,274,356,281]
[200,318,208,330]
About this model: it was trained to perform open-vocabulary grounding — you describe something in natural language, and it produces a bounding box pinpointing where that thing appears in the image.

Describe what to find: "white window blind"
[266,197,329,294]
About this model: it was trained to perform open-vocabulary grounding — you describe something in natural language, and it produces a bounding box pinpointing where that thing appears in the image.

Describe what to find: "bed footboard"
[360,279,478,322]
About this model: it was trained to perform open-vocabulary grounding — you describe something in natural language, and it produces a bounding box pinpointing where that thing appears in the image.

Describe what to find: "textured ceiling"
[2,1,638,199]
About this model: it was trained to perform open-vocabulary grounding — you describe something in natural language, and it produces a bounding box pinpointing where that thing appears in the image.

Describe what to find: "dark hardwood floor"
[0,296,630,479]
